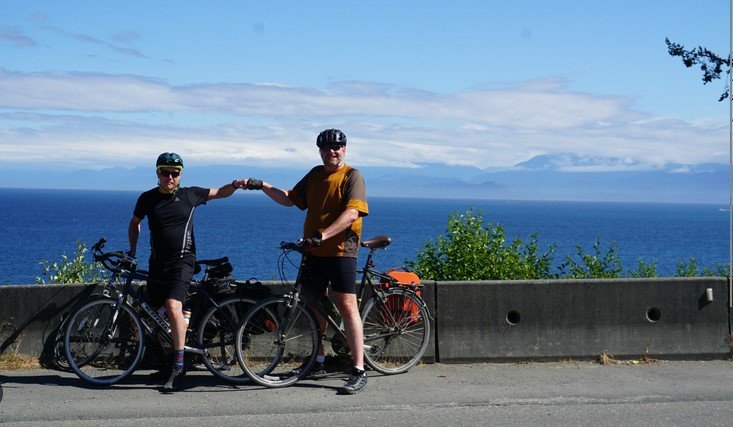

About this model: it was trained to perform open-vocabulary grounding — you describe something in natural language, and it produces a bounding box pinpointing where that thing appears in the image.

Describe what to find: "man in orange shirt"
[255,129,369,394]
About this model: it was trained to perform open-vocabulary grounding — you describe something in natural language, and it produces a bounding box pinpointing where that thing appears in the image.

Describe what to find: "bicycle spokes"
[362,289,430,375]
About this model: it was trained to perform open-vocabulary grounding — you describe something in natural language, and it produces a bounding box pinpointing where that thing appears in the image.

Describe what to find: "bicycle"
[234,235,431,388]
[63,238,264,385]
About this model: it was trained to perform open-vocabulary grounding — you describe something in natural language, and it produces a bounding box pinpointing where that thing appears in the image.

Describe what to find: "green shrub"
[35,240,106,284]
[701,262,729,277]
[675,257,699,277]
[627,259,659,278]
[406,210,555,281]
[408,210,727,280]
[558,238,623,279]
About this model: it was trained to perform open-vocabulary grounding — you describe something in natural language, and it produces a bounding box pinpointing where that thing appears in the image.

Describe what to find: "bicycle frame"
[100,257,220,357]
[66,238,263,385]
[235,235,431,387]
[279,242,422,354]
[98,260,174,349]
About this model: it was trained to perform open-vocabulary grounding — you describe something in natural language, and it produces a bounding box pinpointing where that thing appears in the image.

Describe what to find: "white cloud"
[0,26,37,47]
[0,68,726,171]
[40,25,151,59]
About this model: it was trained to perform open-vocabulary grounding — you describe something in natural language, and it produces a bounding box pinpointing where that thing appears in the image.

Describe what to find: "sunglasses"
[319,144,345,152]
[159,170,181,178]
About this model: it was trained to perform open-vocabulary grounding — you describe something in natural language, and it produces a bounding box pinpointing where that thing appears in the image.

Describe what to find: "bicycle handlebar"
[279,240,307,253]
[280,235,393,253]
[91,237,234,278]
[91,237,137,273]
[92,237,107,252]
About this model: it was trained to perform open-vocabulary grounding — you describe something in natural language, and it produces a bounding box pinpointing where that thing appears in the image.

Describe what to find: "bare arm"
[261,181,294,207]
[208,179,247,200]
[320,208,360,241]
[128,216,142,256]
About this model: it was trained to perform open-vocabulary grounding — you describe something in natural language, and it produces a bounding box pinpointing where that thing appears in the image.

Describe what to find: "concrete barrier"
[0,283,100,365]
[0,278,729,365]
[0,280,437,366]
[435,277,731,362]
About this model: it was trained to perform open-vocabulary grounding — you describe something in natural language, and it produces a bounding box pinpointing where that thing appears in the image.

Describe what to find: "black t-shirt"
[133,186,209,261]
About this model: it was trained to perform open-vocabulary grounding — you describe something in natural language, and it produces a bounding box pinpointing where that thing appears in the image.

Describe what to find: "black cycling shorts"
[146,255,195,307]
[301,256,357,300]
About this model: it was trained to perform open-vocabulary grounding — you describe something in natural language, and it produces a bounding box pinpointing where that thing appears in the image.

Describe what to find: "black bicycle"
[63,238,264,385]
[234,236,431,388]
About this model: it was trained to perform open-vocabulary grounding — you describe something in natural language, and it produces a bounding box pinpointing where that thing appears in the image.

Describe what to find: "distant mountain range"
[1,154,727,204]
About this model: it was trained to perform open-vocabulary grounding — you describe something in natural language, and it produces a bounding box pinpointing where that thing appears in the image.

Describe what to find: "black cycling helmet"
[316,129,347,147]
[156,152,184,170]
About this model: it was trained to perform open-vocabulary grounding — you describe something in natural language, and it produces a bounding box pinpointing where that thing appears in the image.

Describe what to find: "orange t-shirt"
[289,164,368,257]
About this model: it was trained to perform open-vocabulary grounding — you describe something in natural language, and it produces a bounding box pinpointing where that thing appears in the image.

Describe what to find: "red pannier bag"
[380,269,422,325]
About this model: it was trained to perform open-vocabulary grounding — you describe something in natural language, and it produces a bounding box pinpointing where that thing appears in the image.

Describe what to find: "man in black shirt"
[128,152,260,391]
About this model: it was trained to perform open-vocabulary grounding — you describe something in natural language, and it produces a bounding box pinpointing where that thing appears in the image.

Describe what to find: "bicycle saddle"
[360,236,392,249]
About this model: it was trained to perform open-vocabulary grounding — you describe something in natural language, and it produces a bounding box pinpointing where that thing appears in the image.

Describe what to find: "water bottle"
[157,306,169,323]
[156,305,174,334]
[183,309,192,330]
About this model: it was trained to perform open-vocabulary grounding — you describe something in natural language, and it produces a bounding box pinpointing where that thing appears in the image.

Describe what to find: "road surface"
[1,360,732,425]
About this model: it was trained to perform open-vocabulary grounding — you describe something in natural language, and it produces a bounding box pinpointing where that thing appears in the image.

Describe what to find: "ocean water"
[0,188,728,284]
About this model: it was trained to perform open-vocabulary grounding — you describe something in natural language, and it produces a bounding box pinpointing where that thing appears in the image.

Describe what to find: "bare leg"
[332,291,364,368]
[163,298,186,391]
[165,298,185,351]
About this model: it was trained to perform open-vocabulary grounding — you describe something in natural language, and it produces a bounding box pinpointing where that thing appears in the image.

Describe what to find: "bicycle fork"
[102,297,126,340]
[276,292,303,345]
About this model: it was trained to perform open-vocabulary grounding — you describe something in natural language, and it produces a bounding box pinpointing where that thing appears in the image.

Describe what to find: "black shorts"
[301,256,357,301]
[146,255,195,307]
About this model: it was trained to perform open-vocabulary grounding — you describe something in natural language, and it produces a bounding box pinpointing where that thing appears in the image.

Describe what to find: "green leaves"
[628,259,658,278]
[675,258,729,277]
[35,240,106,284]
[406,210,727,281]
[406,210,555,281]
[559,238,622,279]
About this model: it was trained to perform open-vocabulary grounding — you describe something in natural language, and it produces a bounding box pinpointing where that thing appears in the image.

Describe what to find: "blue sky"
[0,1,729,197]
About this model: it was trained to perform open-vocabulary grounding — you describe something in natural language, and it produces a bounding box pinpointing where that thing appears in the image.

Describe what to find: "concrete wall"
[435,277,731,362]
[0,278,729,366]
[0,283,101,365]
[0,281,436,367]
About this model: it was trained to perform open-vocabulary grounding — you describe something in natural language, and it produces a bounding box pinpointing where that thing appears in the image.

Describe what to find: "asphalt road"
[1,360,732,426]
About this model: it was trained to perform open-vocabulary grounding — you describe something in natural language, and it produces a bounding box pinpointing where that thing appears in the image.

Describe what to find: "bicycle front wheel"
[197,296,257,383]
[362,288,430,374]
[235,296,319,388]
[64,298,144,385]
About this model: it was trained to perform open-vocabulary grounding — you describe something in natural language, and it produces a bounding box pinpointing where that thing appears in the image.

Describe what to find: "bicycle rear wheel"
[235,296,319,388]
[196,296,257,383]
[64,298,144,385]
[361,288,430,374]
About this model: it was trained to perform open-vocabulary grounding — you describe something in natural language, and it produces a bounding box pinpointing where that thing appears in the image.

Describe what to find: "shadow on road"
[0,367,362,395]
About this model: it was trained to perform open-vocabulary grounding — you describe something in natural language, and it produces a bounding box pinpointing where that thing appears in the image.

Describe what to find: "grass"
[0,353,40,370]
[597,348,658,365]
[0,320,42,370]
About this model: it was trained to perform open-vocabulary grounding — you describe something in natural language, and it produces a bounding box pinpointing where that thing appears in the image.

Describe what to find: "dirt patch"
[597,348,658,365]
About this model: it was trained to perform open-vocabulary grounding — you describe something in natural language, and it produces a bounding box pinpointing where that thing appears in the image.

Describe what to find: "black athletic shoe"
[341,367,367,394]
[308,362,328,377]
[149,367,171,383]
[151,364,187,383]
[162,366,185,391]
[292,362,327,378]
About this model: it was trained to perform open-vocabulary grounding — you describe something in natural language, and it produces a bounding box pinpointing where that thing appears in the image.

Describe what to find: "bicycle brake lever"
[92,237,107,252]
